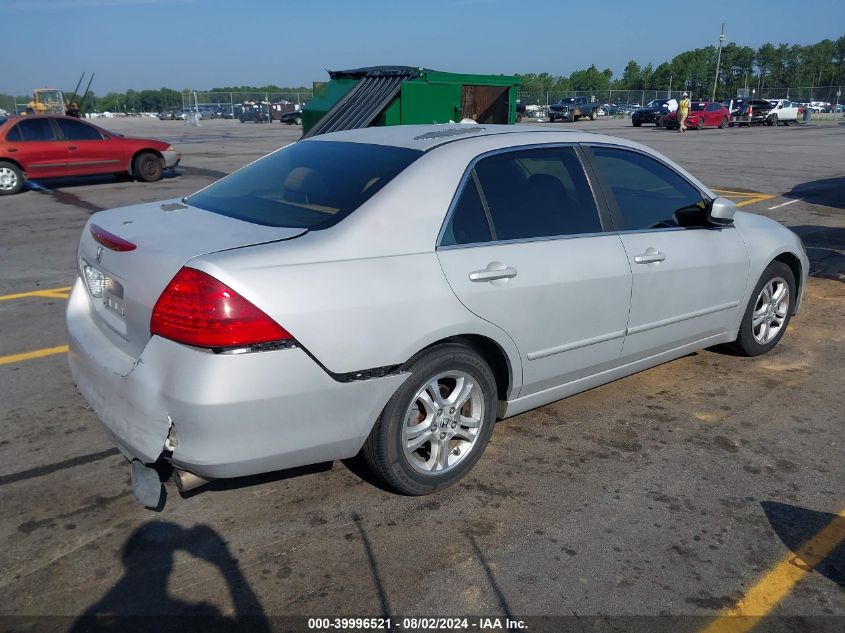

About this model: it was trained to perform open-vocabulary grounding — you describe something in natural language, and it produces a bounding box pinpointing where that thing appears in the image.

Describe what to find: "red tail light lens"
[90,224,136,251]
[150,267,291,348]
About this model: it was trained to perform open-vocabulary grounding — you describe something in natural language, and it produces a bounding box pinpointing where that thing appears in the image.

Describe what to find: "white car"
[66,125,809,507]
[766,99,801,125]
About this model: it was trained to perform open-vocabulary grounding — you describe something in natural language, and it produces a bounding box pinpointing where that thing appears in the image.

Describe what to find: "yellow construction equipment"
[26,89,65,115]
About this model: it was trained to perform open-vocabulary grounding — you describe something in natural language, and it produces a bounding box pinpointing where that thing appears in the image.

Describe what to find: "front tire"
[696,117,704,130]
[0,161,25,196]
[133,152,163,182]
[768,113,778,127]
[731,261,796,357]
[361,344,497,495]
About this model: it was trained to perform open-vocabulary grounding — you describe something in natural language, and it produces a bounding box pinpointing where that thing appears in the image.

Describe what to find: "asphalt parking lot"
[1,117,843,632]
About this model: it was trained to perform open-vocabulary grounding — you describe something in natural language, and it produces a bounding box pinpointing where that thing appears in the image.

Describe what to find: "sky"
[1,0,843,96]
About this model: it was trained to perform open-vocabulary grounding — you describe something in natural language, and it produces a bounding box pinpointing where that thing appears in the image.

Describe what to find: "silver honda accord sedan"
[66,125,808,506]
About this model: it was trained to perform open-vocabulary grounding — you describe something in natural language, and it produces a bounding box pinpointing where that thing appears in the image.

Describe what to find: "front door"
[437,145,632,396]
[584,144,749,361]
[55,118,121,175]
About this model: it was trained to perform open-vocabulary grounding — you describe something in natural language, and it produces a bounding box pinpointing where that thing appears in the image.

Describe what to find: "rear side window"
[440,177,492,246]
[11,118,56,142]
[57,119,104,141]
[186,141,422,229]
[443,146,602,244]
[589,146,707,230]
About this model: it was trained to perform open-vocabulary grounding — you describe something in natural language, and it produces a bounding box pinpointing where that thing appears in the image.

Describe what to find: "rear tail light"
[150,267,291,348]
[90,224,136,251]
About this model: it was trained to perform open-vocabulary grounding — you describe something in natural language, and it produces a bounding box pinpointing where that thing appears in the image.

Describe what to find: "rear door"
[584,144,749,362]
[55,118,122,175]
[3,117,66,177]
[437,145,632,397]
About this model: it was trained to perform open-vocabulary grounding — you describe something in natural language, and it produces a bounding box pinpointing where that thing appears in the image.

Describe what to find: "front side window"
[186,141,422,229]
[57,119,104,141]
[588,146,708,230]
[11,118,56,142]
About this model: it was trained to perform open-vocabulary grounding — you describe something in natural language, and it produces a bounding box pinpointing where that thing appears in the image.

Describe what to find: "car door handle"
[634,251,666,264]
[469,264,518,282]
[67,145,78,151]
[7,148,17,153]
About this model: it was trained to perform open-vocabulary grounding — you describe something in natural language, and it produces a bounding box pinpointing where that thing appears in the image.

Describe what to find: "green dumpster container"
[302,66,521,138]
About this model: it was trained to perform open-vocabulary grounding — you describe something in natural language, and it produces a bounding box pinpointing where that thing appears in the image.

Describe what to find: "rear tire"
[633,120,641,127]
[589,109,597,120]
[0,161,24,196]
[133,152,163,183]
[768,113,778,127]
[361,343,497,495]
[731,261,796,357]
[719,116,728,129]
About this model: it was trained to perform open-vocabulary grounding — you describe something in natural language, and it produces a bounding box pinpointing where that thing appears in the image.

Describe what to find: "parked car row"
[628,96,809,130]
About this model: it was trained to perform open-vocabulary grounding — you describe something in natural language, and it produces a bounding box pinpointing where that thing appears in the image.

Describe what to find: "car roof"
[306,124,588,152]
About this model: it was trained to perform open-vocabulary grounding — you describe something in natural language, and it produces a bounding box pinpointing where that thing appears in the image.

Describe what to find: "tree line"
[2,35,843,114]
[518,35,845,100]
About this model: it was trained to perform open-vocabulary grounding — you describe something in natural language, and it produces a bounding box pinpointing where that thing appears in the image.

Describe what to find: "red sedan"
[664,101,731,130]
[0,114,180,195]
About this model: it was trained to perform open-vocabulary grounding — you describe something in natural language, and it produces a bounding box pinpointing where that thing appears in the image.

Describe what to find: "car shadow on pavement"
[69,521,271,633]
[789,225,845,283]
[783,177,845,210]
[761,501,844,589]
[175,461,334,500]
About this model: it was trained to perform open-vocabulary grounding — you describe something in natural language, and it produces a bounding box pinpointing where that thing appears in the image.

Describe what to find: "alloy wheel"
[752,277,790,344]
[402,371,485,474]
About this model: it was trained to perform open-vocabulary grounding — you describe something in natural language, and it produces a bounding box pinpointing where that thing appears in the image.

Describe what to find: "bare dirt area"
[1,117,843,632]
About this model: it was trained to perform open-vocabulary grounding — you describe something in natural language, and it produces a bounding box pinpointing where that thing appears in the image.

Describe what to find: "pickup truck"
[766,99,802,125]
[548,96,600,122]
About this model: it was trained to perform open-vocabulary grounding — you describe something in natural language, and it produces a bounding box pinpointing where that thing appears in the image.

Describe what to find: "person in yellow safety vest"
[678,92,691,133]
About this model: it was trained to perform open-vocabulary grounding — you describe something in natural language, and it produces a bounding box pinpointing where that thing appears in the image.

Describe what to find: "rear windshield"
[186,141,422,229]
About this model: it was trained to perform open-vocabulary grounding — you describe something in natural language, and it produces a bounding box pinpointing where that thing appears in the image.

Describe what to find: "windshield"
[691,103,707,112]
[646,100,668,108]
[558,98,577,103]
[186,141,423,229]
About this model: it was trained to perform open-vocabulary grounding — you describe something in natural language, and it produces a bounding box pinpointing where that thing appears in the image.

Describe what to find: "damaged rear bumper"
[66,278,407,484]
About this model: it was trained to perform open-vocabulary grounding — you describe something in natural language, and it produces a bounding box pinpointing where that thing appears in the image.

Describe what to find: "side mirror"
[708,197,736,225]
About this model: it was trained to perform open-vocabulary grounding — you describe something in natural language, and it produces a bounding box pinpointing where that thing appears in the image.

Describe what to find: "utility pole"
[712,22,726,101]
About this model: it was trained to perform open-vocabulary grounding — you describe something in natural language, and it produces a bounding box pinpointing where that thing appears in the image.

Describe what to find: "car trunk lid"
[77,199,306,358]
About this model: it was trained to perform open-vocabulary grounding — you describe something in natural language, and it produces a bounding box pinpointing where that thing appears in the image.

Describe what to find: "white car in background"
[766,99,801,125]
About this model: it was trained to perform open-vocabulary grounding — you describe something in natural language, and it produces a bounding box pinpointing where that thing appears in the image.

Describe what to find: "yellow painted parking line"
[699,507,845,633]
[0,286,72,302]
[0,345,69,366]
[736,194,776,208]
[712,189,763,197]
[711,189,777,209]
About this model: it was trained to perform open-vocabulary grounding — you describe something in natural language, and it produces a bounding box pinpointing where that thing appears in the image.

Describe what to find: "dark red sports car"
[0,114,180,195]
[664,101,731,130]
